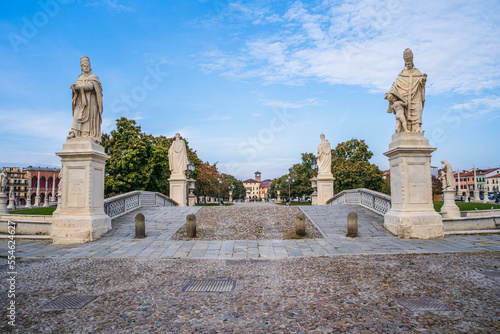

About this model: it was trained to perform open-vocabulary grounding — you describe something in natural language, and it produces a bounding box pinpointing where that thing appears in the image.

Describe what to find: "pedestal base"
[0,194,9,214]
[311,193,317,206]
[384,210,444,239]
[316,174,334,205]
[169,174,187,206]
[7,198,15,210]
[51,214,111,244]
[51,137,110,244]
[441,189,460,218]
[383,132,444,239]
[188,194,196,206]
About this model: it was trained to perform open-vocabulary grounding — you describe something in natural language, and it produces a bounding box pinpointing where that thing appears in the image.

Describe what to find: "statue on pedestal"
[441,161,454,190]
[0,171,6,194]
[317,134,332,175]
[386,48,427,133]
[168,133,188,176]
[67,55,104,143]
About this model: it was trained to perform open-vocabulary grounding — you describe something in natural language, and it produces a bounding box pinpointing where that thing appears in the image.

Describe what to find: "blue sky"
[1,0,499,180]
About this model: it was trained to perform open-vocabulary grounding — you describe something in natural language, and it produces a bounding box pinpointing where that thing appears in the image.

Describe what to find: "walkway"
[2,203,499,259]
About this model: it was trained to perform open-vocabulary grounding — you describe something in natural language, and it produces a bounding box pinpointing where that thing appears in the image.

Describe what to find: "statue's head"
[80,55,91,73]
[320,133,325,140]
[403,48,414,69]
[175,133,180,140]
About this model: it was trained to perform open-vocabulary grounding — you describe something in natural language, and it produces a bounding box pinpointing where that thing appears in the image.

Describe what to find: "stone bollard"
[135,213,146,238]
[346,212,358,237]
[296,213,306,237]
[186,214,196,238]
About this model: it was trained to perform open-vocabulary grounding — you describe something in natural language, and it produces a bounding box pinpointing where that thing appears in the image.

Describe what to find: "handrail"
[326,188,391,216]
[103,190,178,218]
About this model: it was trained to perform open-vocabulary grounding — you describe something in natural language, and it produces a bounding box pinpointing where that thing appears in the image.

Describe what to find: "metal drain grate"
[182,280,236,292]
[251,259,271,265]
[226,260,247,265]
[478,271,500,280]
[41,295,99,310]
[395,297,452,311]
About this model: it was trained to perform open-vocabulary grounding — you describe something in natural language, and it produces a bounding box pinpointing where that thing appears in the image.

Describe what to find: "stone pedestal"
[7,196,15,210]
[483,192,489,203]
[440,189,460,218]
[51,138,111,244]
[25,197,32,209]
[384,132,443,239]
[34,195,40,207]
[316,173,334,205]
[169,174,187,206]
[473,190,480,202]
[310,177,318,205]
[0,193,9,214]
[43,193,49,207]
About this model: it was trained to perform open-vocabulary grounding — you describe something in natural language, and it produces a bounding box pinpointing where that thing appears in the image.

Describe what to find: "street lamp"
[187,160,194,177]
[311,161,318,174]
[218,178,222,205]
[287,176,294,202]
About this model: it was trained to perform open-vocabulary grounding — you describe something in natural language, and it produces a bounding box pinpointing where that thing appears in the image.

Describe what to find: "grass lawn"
[277,202,312,206]
[434,201,500,212]
[9,207,57,215]
[196,203,234,206]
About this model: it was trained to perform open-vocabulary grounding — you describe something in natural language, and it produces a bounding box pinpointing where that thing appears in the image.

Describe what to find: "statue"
[68,55,104,143]
[168,133,188,176]
[9,187,14,199]
[441,160,454,190]
[317,134,332,175]
[386,48,427,133]
[385,90,408,133]
[0,171,6,194]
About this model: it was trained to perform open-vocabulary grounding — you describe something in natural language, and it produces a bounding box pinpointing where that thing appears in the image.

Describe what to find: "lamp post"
[229,184,234,203]
[218,178,222,205]
[310,161,318,205]
[287,176,294,202]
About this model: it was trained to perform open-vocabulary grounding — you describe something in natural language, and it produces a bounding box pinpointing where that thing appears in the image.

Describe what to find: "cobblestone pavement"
[1,252,499,333]
[171,205,323,240]
[1,204,499,259]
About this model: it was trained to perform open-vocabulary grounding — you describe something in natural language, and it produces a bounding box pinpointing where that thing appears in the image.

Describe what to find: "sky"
[0,0,499,180]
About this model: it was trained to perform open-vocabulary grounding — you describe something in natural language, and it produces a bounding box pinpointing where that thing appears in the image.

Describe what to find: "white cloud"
[260,97,324,109]
[198,0,500,95]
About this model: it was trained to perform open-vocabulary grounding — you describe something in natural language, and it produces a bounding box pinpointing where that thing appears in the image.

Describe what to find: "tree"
[221,174,246,200]
[271,153,317,199]
[194,162,219,200]
[331,139,385,193]
[102,117,200,196]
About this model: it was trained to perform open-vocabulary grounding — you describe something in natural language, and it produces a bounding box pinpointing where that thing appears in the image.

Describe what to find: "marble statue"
[0,171,6,193]
[9,187,14,199]
[386,48,427,132]
[441,160,454,190]
[168,133,188,176]
[385,90,408,133]
[317,134,332,175]
[67,55,104,143]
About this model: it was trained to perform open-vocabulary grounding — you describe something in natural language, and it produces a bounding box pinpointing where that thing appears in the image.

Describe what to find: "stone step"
[0,234,52,241]
[445,229,500,236]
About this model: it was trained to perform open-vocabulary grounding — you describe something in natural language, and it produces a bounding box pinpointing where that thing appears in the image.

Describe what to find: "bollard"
[186,214,196,238]
[135,213,146,238]
[346,212,358,237]
[296,212,306,237]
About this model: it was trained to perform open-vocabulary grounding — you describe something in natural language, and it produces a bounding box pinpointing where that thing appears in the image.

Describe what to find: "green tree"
[221,173,246,200]
[331,139,385,193]
[271,153,317,199]
[194,162,219,200]
[102,117,200,196]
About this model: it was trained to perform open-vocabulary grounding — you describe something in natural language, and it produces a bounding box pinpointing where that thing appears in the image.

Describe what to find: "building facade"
[2,167,29,205]
[242,171,272,200]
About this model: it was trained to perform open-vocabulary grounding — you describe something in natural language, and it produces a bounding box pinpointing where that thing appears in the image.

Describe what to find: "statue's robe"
[71,72,103,142]
[388,68,425,131]
[317,140,332,175]
[168,139,188,176]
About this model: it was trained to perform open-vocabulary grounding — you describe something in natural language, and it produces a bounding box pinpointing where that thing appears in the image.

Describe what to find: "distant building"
[382,170,390,179]
[485,173,500,193]
[242,171,271,200]
[2,167,28,205]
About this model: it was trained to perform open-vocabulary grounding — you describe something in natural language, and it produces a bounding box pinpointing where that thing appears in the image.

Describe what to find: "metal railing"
[104,191,177,218]
[326,188,391,216]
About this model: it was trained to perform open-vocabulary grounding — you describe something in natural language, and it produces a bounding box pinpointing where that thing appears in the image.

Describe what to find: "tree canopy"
[331,139,386,193]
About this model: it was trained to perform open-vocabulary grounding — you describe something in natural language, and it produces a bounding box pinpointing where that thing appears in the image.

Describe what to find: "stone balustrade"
[326,188,391,216]
[104,191,177,218]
